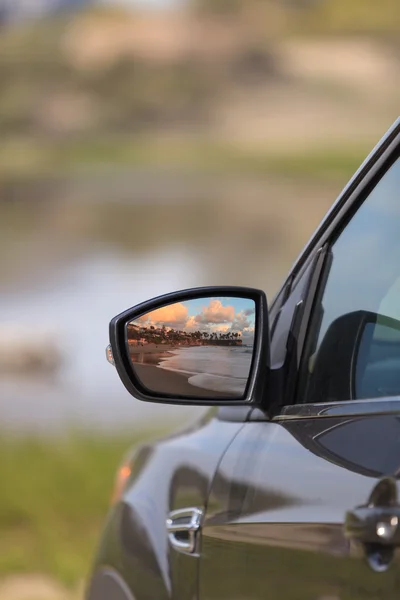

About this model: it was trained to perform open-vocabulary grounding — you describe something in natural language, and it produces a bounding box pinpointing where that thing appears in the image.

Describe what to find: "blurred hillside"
[1,0,399,298]
[0,1,399,183]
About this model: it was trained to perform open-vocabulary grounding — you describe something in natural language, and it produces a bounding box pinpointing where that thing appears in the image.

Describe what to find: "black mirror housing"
[109,286,269,406]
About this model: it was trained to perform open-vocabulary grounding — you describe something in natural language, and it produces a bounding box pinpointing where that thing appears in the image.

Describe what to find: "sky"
[104,0,179,7]
[0,0,180,18]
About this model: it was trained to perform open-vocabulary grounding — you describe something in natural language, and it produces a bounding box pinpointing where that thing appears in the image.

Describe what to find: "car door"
[199,122,400,600]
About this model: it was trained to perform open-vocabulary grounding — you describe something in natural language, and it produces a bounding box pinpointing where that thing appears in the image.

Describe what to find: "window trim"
[297,129,400,278]
[284,118,400,287]
[278,248,328,407]
[249,123,400,422]
[274,397,400,421]
[268,120,400,313]
[292,142,400,410]
[265,253,321,413]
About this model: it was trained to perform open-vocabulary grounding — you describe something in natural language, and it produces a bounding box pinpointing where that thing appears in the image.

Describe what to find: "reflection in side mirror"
[126,297,256,399]
[108,287,269,406]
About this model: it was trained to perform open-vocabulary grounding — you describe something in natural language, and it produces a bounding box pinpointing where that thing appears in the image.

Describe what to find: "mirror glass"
[126,296,256,399]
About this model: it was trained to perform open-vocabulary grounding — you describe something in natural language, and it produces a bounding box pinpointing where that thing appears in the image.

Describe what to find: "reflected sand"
[130,351,174,366]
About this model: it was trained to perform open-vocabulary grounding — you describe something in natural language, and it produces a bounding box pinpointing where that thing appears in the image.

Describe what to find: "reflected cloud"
[137,302,189,329]
[194,300,235,325]
[130,297,256,342]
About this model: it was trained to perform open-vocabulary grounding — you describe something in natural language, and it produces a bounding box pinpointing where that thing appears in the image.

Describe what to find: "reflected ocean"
[158,346,253,395]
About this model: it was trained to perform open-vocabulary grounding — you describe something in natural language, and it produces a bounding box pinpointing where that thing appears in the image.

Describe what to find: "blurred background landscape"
[0,0,399,597]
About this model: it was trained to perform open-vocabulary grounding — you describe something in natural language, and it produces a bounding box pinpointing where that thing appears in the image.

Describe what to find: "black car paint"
[86,411,246,600]
[86,118,400,600]
[200,404,400,600]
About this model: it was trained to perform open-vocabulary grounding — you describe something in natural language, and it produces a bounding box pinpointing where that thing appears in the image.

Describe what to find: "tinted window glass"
[299,157,400,404]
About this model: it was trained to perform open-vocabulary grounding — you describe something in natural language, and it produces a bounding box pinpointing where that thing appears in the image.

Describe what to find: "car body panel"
[200,411,400,600]
[86,411,245,600]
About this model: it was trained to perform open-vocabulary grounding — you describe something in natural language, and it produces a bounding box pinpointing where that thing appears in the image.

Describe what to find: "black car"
[87,118,400,600]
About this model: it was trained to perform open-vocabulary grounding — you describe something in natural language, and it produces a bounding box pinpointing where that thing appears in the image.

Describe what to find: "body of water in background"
[0,246,207,435]
[0,177,331,435]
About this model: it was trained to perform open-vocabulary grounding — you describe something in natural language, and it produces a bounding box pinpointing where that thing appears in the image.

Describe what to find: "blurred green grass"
[0,136,370,181]
[0,431,163,587]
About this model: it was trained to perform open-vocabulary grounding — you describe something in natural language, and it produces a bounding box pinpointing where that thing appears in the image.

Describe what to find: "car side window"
[299,156,400,404]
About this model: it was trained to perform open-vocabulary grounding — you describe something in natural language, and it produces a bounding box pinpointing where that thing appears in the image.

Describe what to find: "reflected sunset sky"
[131,297,256,343]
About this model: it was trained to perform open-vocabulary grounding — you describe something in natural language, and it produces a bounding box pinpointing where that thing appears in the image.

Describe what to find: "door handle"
[345,506,400,545]
[345,477,400,546]
[166,507,203,554]
[345,478,400,572]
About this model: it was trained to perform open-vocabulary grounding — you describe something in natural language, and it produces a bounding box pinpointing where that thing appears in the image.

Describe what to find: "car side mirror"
[107,287,269,406]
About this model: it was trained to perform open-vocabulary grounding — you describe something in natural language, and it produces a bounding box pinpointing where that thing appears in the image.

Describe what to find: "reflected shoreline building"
[127,322,243,348]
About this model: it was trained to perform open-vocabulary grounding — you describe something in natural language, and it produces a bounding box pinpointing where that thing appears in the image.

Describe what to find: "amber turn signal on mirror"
[106,344,115,366]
